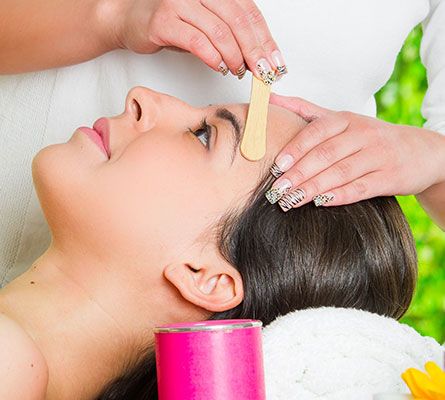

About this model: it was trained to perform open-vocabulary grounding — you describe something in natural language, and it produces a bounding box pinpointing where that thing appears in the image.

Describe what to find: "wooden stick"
[240,76,272,161]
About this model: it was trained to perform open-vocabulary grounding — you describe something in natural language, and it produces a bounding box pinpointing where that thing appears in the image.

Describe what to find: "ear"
[163,247,244,313]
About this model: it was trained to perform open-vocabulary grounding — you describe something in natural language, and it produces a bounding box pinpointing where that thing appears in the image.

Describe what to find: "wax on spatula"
[240,76,272,161]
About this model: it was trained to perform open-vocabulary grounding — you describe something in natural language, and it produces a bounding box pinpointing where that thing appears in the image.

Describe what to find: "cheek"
[97,142,218,253]
[33,131,254,266]
[35,136,224,265]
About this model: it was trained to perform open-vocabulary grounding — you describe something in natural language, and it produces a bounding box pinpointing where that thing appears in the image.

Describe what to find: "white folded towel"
[262,307,444,400]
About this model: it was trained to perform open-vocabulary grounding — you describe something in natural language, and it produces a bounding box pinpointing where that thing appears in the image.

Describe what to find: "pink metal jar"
[154,319,265,400]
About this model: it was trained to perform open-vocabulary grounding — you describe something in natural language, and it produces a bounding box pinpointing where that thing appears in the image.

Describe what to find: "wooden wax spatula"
[240,76,272,161]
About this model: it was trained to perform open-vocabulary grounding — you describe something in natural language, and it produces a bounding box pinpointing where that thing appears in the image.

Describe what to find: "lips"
[93,118,111,158]
[78,117,111,159]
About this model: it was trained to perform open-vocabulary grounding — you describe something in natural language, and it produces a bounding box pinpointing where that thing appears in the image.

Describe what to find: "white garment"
[262,307,444,400]
[0,0,443,286]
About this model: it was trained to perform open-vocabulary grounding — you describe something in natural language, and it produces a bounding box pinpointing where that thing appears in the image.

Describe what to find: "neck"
[0,245,180,399]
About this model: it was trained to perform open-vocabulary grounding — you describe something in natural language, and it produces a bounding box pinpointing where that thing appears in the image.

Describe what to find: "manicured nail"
[218,61,229,76]
[236,63,247,79]
[270,154,295,178]
[265,178,292,204]
[271,50,288,77]
[313,193,335,207]
[256,58,276,85]
[278,188,306,212]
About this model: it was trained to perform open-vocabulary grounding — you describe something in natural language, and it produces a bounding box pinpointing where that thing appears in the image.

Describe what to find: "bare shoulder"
[0,312,49,400]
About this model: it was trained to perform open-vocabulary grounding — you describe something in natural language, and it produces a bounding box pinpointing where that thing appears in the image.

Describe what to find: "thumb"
[270,93,330,121]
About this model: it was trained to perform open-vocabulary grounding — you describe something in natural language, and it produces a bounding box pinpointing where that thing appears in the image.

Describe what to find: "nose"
[124,86,161,132]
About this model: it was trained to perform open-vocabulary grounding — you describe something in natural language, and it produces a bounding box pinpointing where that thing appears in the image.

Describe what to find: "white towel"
[262,307,444,400]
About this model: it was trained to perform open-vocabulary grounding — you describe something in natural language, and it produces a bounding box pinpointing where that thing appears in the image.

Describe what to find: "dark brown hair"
[96,174,417,399]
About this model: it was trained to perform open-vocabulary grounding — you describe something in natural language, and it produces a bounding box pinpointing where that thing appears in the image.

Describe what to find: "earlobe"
[164,262,244,313]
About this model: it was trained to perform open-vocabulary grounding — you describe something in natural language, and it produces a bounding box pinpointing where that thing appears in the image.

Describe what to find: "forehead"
[264,103,307,156]
[194,103,306,214]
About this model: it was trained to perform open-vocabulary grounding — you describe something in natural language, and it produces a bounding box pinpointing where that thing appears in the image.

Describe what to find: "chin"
[32,143,88,237]
[32,144,62,205]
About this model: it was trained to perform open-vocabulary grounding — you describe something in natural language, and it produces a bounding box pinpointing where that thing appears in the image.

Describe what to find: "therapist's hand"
[110,0,286,81]
[266,94,445,211]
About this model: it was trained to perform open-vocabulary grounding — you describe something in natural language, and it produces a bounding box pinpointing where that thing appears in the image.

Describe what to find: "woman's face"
[32,87,304,279]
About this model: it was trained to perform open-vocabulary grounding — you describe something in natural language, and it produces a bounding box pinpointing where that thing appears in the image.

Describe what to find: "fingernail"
[278,188,306,212]
[270,154,295,178]
[265,178,292,204]
[256,58,276,85]
[313,193,335,207]
[236,63,247,79]
[218,61,229,76]
[271,50,288,77]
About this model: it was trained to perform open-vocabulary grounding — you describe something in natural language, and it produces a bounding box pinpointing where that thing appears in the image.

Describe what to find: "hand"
[266,93,445,212]
[107,0,287,82]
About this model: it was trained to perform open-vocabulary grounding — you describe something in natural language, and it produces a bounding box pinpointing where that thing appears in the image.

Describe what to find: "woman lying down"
[0,86,417,400]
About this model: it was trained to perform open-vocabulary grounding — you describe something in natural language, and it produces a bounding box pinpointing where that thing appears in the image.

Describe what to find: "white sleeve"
[421,0,445,134]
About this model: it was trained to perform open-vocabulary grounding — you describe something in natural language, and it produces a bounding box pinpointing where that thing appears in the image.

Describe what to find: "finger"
[236,0,282,70]
[157,19,223,71]
[313,172,390,207]
[271,154,380,211]
[270,113,350,177]
[202,0,277,81]
[270,93,331,121]
[178,4,245,74]
[280,129,369,188]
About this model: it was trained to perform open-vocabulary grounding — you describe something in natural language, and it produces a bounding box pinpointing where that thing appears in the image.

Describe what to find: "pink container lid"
[154,319,262,333]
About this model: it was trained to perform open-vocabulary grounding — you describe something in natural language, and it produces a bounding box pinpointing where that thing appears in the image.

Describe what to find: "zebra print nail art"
[269,163,284,178]
[237,64,247,79]
[276,65,288,76]
[218,62,229,76]
[278,189,306,212]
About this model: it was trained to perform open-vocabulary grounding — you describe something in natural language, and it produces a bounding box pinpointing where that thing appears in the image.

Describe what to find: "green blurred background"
[375,25,445,343]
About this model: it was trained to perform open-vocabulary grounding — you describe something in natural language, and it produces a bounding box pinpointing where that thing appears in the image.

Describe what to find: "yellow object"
[240,76,272,161]
[402,361,445,400]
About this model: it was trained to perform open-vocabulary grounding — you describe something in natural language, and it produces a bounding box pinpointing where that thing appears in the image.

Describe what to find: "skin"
[0,0,282,76]
[113,0,283,77]
[268,94,445,230]
[0,86,304,400]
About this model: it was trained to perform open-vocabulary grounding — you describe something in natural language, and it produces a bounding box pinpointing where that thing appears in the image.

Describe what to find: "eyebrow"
[215,108,242,163]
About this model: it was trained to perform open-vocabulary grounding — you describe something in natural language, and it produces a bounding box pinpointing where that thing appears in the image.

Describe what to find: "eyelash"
[188,118,213,149]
